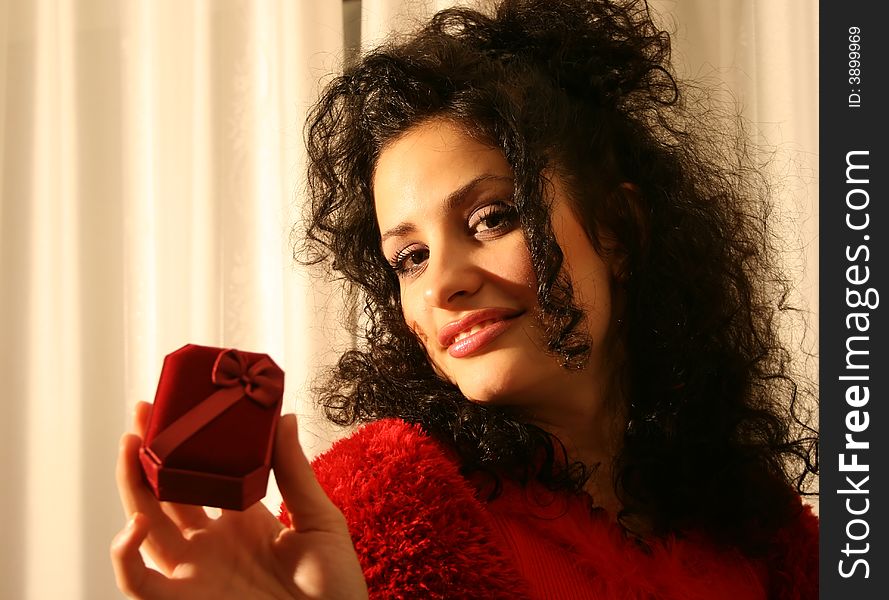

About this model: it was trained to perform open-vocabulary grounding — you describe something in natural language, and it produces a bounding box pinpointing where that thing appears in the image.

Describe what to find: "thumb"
[273,414,347,534]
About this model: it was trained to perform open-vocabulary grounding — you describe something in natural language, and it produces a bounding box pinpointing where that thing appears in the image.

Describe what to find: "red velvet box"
[140,344,284,510]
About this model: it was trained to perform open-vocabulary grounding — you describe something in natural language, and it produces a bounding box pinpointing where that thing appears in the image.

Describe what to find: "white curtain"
[0,1,816,598]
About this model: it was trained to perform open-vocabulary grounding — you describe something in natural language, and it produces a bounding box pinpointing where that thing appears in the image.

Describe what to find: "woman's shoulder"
[302,418,532,598]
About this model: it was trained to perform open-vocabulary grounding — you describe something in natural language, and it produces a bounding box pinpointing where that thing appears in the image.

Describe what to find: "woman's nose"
[423,251,483,308]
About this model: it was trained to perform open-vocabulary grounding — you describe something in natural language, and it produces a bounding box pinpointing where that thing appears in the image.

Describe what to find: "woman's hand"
[110,402,368,600]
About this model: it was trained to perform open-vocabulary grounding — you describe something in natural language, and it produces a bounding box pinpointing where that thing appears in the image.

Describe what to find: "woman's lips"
[448,319,513,358]
[442,310,522,358]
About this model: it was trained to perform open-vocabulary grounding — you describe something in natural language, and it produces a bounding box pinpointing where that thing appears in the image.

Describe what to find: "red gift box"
[139,344,284,510]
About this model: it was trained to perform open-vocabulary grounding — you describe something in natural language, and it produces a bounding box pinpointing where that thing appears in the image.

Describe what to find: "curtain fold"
[2,1,346,598]
[0,1,816,598]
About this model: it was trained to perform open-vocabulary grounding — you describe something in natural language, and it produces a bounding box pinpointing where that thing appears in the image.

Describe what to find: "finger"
[163,502,210,533]
[116,432,186,571]
[131,402,210,531]
[274,414,347,533]
[110,513,176,600]
[133,401,152,438]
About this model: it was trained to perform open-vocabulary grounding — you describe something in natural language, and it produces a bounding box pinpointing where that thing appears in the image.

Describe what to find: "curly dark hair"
[299,0,818,554]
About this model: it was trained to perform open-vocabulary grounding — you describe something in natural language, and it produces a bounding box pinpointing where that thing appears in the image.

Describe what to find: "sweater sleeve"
[766,501,819,600]
[280,419,530,600]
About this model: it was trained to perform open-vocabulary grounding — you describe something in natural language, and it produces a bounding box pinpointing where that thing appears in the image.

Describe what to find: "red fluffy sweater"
[279,419,818,599]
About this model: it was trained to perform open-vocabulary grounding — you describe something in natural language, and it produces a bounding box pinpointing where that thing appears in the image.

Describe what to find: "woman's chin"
[454,369,540,407]
[439,345,561,407]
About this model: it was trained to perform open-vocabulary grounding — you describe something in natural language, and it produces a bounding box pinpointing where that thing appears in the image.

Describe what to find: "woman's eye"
[469,202,518,235]
[389,246,429,277]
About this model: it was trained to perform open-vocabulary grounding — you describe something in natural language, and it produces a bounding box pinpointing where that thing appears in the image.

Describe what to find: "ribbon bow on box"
[148,348,285,462]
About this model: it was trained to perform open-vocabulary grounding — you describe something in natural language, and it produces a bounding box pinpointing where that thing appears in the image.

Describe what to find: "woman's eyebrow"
[380,174,513,243]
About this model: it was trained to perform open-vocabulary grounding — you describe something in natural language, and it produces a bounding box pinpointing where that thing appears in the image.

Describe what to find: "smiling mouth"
[446,314,522,358]
[450,319,503,344]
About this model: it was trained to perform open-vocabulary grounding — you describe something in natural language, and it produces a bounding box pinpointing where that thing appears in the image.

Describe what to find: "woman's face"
[374,119,617,410]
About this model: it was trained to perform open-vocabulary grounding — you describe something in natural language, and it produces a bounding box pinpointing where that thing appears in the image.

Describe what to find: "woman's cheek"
[401,288,428,342]
[498,235,537,284]
[401,294,446,375]
[409,325,455,383]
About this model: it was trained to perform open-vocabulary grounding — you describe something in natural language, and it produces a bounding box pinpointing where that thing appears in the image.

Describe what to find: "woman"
[111,0,818,598]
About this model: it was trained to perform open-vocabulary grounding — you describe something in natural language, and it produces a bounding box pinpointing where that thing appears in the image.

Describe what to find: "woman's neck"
[519,370,625,517]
